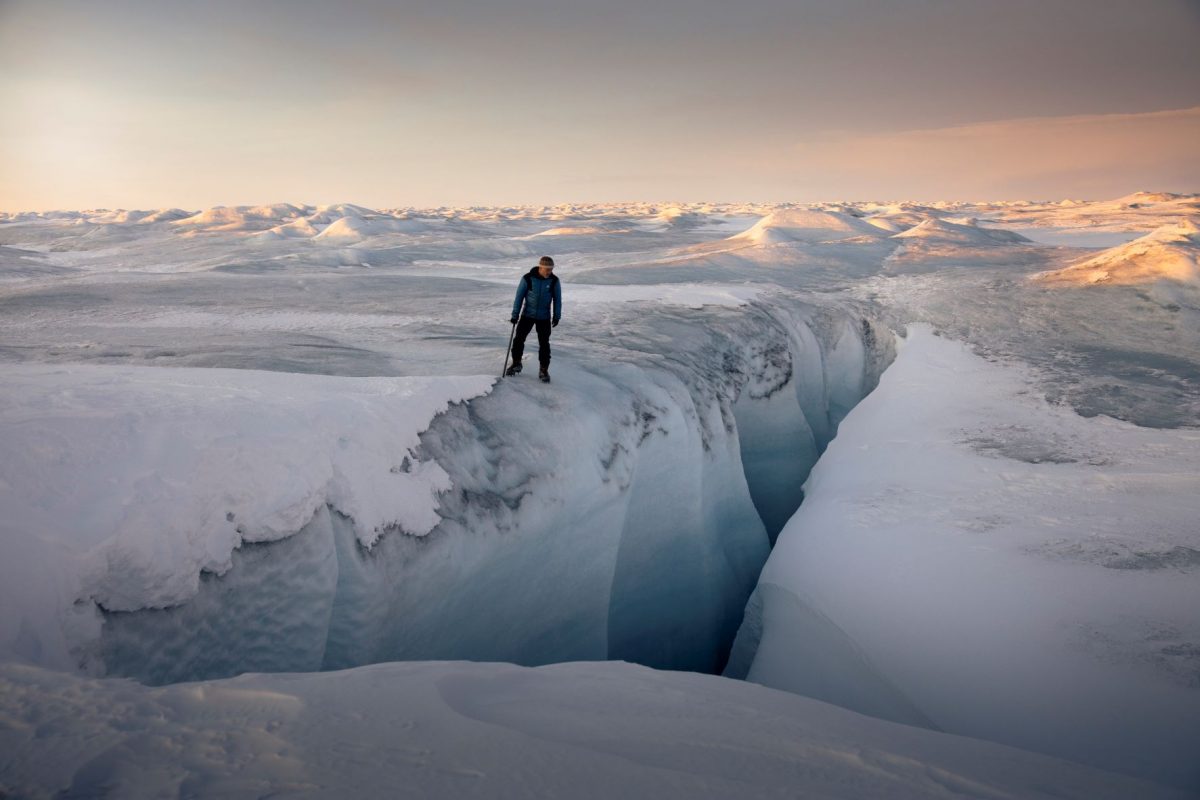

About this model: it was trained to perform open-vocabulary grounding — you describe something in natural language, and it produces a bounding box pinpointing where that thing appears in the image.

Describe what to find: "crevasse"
[95,299,896,684]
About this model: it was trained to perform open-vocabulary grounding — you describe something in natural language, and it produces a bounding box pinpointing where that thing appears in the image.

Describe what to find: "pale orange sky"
[2,0,1198,210]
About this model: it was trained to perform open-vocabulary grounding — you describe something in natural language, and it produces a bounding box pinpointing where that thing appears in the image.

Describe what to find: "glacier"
[2,194,1198,796]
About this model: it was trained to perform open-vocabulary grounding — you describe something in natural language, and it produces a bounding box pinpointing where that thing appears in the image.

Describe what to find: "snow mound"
[255,216,322,239]
[1034,220,1200,287]
[861,205,946,233]
[656,205,705,228]
[1116,191,1188,206]
[861,216,910,233]
[137,208,194,224]
[892,217,1032,245]
[0,210,84,223]
[730,208,885,245]
[531,225,620,236]
[311,214,432,241]
[305,203,380,224]
[87,208,193,225]
[89,209,154,224]
[863,202,941,215]
[171,204,308,232]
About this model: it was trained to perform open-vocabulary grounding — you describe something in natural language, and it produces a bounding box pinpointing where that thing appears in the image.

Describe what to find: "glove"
[510,317,518,325]
[552,319,559,327]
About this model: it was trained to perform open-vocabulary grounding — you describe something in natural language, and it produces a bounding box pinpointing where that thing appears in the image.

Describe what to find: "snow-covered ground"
[1,193,1198,796]
[729,326,1200,787]
[2,659,1186,800]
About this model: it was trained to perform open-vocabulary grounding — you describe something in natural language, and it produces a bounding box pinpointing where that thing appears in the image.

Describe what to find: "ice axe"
[501,320,517,378]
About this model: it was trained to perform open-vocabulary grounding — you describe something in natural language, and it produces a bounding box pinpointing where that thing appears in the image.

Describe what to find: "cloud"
[783,106,1200,199]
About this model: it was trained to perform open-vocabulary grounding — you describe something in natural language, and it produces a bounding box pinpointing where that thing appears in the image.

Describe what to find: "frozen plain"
[0,193,1198,797]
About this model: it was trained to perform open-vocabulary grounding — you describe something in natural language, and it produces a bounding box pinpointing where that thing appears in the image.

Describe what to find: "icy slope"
[1,659,1187,800]
[730,325,1200,790]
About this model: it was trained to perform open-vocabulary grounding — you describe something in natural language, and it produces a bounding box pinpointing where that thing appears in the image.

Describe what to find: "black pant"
[512,316,552,368]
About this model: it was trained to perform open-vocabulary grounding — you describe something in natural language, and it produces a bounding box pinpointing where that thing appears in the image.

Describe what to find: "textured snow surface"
[1,659,1188,800]
[734,325,1200,789]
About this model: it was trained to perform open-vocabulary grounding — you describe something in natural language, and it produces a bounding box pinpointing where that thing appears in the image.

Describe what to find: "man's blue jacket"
[512,268,561,322]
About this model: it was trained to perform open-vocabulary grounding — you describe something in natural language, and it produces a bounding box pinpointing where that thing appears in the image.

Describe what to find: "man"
[507,255,561,382]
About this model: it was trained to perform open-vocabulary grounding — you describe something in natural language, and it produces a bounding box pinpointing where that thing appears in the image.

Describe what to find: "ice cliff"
[0,298,894,685]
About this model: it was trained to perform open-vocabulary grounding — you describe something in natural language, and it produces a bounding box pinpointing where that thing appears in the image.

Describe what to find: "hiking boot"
[538,367,550,383]
[505,362,522,377]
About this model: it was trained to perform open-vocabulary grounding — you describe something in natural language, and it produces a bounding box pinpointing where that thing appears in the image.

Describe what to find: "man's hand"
[510,317,518,325]
[552,319,559,327]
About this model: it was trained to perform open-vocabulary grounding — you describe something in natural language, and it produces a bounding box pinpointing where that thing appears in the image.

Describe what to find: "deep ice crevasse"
[87,301,895,684]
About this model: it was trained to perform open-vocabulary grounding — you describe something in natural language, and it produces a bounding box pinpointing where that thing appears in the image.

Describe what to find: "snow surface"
[731,325,1200,789]
[1,659,1187,800]
[0,366,492,667]
[2,193,1199,795]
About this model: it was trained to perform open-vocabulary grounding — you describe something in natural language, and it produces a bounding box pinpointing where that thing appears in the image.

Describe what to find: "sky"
[1,0,1198,210]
